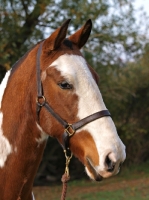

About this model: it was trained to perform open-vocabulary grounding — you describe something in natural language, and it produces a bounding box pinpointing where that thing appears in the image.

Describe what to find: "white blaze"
[50,54,126,177]
[0,70,12,168]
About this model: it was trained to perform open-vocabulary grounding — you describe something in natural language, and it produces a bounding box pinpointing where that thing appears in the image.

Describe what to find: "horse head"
[36,19,126,181]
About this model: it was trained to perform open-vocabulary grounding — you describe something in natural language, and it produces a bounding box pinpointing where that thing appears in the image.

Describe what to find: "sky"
[135,0,149,15]
[134,0,149,37]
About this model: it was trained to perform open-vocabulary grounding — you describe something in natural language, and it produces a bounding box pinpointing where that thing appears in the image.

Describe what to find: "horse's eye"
[58,81,73,89]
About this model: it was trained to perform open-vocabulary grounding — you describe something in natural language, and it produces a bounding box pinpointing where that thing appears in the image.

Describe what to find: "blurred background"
[0,0,149,193]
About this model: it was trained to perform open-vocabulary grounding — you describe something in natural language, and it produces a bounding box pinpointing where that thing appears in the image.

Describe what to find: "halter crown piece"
[36,41,111,199]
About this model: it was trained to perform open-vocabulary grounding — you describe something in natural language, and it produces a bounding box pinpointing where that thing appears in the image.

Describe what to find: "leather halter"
[36,41,111,151]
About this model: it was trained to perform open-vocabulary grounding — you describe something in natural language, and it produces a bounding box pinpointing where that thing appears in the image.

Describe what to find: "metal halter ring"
[65,124,75,137]
[36,96,46,107]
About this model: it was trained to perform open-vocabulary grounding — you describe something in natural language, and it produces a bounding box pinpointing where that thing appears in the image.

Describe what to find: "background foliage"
[0,0,149,185]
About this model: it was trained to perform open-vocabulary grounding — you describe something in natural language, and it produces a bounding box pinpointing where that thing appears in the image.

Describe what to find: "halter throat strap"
[36,41,111,151]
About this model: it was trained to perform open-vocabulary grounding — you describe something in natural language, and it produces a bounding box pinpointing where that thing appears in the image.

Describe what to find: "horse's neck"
[0,52,47,199]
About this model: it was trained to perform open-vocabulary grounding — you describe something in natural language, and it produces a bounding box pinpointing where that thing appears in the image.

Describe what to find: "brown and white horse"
[0,19,126,200]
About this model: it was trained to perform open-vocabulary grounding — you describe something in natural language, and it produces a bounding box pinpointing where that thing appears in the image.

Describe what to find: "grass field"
[33,163,149,200]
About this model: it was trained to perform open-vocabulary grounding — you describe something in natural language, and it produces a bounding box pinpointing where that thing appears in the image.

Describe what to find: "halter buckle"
[65,124,75,137]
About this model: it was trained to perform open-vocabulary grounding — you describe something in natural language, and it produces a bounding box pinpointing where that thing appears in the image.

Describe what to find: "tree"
[1,0,148,73]
[0,0,52,69]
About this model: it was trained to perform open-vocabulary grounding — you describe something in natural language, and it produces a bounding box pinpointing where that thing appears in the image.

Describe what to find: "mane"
[10,40,44,76]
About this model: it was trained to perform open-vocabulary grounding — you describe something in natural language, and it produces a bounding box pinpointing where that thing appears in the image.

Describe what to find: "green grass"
[71,188,149,200]
[33,162,149,200]
[65,184,149,200]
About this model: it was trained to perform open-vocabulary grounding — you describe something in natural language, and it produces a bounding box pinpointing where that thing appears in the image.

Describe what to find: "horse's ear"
[69,19,92,49]
[44,19,71,51]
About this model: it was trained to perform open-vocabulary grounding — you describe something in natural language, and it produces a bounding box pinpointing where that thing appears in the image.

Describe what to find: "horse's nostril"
[105,155,115,172]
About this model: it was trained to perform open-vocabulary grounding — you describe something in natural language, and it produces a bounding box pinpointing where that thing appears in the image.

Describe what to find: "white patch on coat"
[49,54,126,178]
[0,70,11,109]
[0,70,12,168]
[36,123,48,145]
[0,112,12,168]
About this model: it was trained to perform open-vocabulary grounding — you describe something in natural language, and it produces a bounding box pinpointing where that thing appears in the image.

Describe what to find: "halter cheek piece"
[36,41,111,152]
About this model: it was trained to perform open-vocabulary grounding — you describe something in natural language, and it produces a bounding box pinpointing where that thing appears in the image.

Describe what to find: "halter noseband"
[36,41,111,152]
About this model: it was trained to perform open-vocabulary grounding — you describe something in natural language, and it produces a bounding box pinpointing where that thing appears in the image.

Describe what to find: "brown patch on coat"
[69,130,99,167]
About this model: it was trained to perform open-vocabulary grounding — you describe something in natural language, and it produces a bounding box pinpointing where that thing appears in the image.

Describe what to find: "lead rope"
[61,150,73,200]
